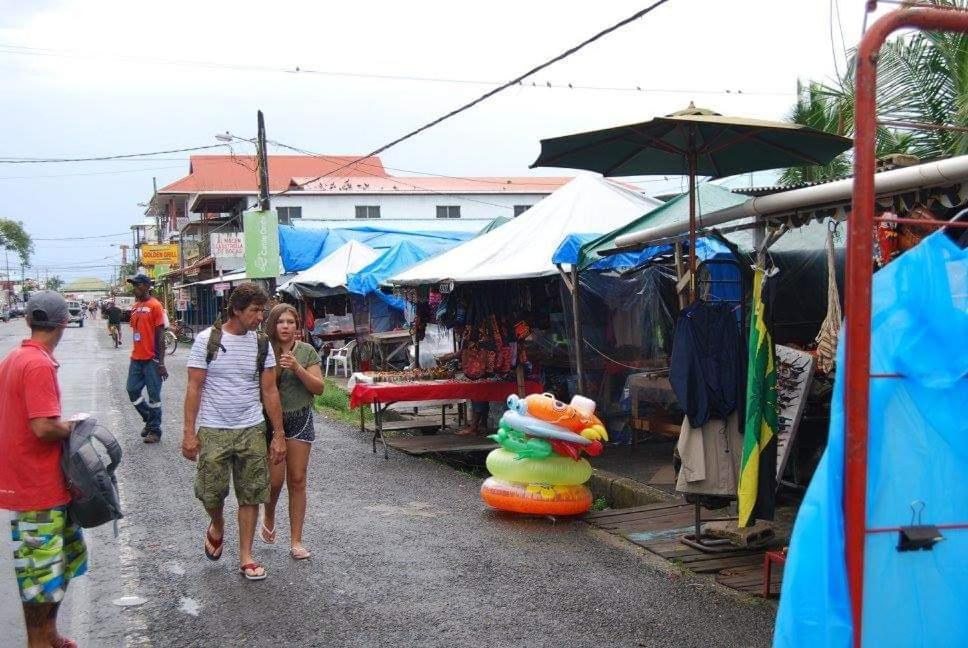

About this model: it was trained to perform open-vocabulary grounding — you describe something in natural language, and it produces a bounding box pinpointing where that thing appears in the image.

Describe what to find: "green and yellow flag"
[738,267,778,527]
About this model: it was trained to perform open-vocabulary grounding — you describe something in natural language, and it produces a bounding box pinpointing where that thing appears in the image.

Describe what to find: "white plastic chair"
[325,339,356,377]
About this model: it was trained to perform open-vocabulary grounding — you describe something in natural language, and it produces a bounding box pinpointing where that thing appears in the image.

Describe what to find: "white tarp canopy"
[390,174,662,285]
[278,240,380,296]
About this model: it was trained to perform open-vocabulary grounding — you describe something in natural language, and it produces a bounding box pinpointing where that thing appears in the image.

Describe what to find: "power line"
[275,0,674,198]
[0,164,183,180]
[0,144,226,164]
[0,42,792,98]
[32,232,131,241]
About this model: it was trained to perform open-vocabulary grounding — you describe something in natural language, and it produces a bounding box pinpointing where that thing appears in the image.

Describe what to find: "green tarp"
[577,183,749,271]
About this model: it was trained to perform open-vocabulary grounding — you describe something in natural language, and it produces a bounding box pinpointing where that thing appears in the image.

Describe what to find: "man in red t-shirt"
[0,291,87,648]
[126,274,168,444]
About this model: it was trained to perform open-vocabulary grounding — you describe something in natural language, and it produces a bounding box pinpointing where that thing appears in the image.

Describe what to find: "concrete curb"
[588,468,678,508]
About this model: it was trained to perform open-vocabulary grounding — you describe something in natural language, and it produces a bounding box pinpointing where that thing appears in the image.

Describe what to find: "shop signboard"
[176,299,188,311]
[211,232,245,272]
[184,242,201,263]
[140,244,180,266]
[177,289,189,302]
[243,210,279,279]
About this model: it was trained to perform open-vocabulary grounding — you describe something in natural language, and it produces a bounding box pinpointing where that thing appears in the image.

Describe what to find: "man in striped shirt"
[181,283,286,581]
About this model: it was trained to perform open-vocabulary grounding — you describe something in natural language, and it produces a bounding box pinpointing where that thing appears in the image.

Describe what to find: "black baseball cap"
[127,273,152,287]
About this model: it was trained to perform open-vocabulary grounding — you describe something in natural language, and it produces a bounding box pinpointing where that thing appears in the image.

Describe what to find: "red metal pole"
[847,7,968,647]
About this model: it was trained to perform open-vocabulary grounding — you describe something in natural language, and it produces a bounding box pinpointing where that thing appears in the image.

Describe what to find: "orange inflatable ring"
[480,477,593,516]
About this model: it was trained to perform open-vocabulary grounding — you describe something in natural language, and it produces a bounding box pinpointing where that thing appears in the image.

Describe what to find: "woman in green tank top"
[260,304,324,560]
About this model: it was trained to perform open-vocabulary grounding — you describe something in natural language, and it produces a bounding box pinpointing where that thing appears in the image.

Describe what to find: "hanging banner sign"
[176,299,188,311]
[211,232,246,272]
[140,244,180,266]
[243,210,279,279]
[212,282,231,292]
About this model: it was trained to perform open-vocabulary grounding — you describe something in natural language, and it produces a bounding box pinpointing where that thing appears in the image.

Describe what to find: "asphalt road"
[0,316,777,648]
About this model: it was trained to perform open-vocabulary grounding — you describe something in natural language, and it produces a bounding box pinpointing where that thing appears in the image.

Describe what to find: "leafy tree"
[0,219,33,266]
[780,0,967,185]
[44,276,64,291]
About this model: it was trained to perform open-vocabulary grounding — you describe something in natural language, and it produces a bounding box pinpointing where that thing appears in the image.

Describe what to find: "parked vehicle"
[66,300,84,327]
[8,306,24,318]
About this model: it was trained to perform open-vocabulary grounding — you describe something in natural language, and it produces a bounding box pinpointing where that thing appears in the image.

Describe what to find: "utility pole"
[256,110,270,212]
[152,177,162,243]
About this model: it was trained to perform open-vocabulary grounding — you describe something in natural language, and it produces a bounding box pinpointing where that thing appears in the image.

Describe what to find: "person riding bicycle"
[105,300,123,346]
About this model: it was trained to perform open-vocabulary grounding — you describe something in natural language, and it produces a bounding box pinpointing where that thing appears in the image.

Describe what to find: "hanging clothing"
[675,411,741,497]
[669,301,743,428]
[815,228,842,374]
[775,232,968,648]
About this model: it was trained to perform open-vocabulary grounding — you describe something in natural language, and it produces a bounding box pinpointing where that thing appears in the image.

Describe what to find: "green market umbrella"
[531,104,852,278]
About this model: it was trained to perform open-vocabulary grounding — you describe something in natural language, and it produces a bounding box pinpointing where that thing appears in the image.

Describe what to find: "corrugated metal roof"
[289,175,572,194]
[158,155,389,194]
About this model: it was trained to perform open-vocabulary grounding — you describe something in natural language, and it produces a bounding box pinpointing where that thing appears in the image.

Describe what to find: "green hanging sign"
[243,209,279,279]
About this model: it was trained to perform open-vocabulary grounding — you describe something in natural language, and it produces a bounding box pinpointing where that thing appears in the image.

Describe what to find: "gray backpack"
[61,417,123,530]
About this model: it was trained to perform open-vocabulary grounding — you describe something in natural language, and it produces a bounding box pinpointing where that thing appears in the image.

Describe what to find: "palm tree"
[780,0,968,185]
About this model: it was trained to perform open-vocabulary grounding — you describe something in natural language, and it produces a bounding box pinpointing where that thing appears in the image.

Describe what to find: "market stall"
[378,174,662,446]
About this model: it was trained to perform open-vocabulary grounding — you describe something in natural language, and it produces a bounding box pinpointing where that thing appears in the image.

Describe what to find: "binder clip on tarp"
[897,501,944,553]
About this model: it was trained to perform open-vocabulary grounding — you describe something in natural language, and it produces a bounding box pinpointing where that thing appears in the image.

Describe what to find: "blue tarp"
[346,240,435,311]
[279,225,475,272]
[552,233,731,270]
[774,231,968,647]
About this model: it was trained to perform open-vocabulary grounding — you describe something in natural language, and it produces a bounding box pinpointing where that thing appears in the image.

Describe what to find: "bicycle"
[165,319,195,355]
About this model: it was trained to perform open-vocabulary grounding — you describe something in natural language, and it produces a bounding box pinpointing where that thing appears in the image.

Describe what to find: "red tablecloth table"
[350,379,544,458]
[350,379,543,409]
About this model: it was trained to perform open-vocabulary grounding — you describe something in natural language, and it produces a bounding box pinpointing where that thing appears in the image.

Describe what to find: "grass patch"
[590,497,610,512]
[314,378,372,426]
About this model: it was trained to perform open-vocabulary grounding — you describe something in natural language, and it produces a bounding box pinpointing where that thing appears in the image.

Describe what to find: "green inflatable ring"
[485,449,592,485]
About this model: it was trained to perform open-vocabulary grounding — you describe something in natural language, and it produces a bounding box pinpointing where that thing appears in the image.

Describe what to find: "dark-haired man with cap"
[0,291,88,648]
[127,273,167,444]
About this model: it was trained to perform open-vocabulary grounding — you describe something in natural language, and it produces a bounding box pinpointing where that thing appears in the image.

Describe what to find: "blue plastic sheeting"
[774,231,968,648]
[551,233,731,270]
[346,240,434,310]
[278,225,474,272]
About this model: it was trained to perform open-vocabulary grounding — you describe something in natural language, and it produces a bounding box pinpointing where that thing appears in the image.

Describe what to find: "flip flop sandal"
[52,638,79,648]
[239,562,267,581]
[204,525,224,561]
[260,521,276,545]
[290,547,311,560]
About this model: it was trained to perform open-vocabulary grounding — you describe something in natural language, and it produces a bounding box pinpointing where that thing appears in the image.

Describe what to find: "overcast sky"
[1,0,888,282]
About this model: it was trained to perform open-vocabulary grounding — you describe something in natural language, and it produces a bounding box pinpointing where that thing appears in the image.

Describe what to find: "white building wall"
[245,192,549,229]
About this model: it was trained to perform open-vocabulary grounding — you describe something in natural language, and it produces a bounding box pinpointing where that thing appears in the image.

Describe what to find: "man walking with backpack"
[181,283,286,581]
[0,292,87,648]
[126,274,167,444]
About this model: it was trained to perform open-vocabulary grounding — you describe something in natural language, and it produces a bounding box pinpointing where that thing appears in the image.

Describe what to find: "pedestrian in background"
[126,274,167,444]
[181,282,286,581]
[260,303,324,560]
[0,292,87,648]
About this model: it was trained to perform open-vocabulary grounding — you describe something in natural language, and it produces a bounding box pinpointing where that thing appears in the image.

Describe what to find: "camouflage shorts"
[10,507,88,604]
[195,423,270,509]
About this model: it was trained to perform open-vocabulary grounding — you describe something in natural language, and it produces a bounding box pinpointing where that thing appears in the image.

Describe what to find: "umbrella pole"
[688,152,698,299]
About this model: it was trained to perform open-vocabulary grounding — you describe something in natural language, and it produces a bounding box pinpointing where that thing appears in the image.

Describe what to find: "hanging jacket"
[669,301,743,428]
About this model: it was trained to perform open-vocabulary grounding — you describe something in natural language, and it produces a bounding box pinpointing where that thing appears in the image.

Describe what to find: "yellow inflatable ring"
[485,449,592,485]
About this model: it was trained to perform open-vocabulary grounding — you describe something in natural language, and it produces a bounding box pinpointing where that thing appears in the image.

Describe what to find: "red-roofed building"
[145,154,575,284]
[148,153,573,242]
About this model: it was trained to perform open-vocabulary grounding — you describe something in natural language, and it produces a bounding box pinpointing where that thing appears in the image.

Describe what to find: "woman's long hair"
[265,303,301,363]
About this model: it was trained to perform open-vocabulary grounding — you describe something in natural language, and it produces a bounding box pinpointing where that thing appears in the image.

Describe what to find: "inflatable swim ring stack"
[481,393,608,516]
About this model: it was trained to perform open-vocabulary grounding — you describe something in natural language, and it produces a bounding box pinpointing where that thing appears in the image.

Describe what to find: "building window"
[436,205,461,219]
[276,206,302,224]
[355,205,381,219]
[513,205,532,217]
